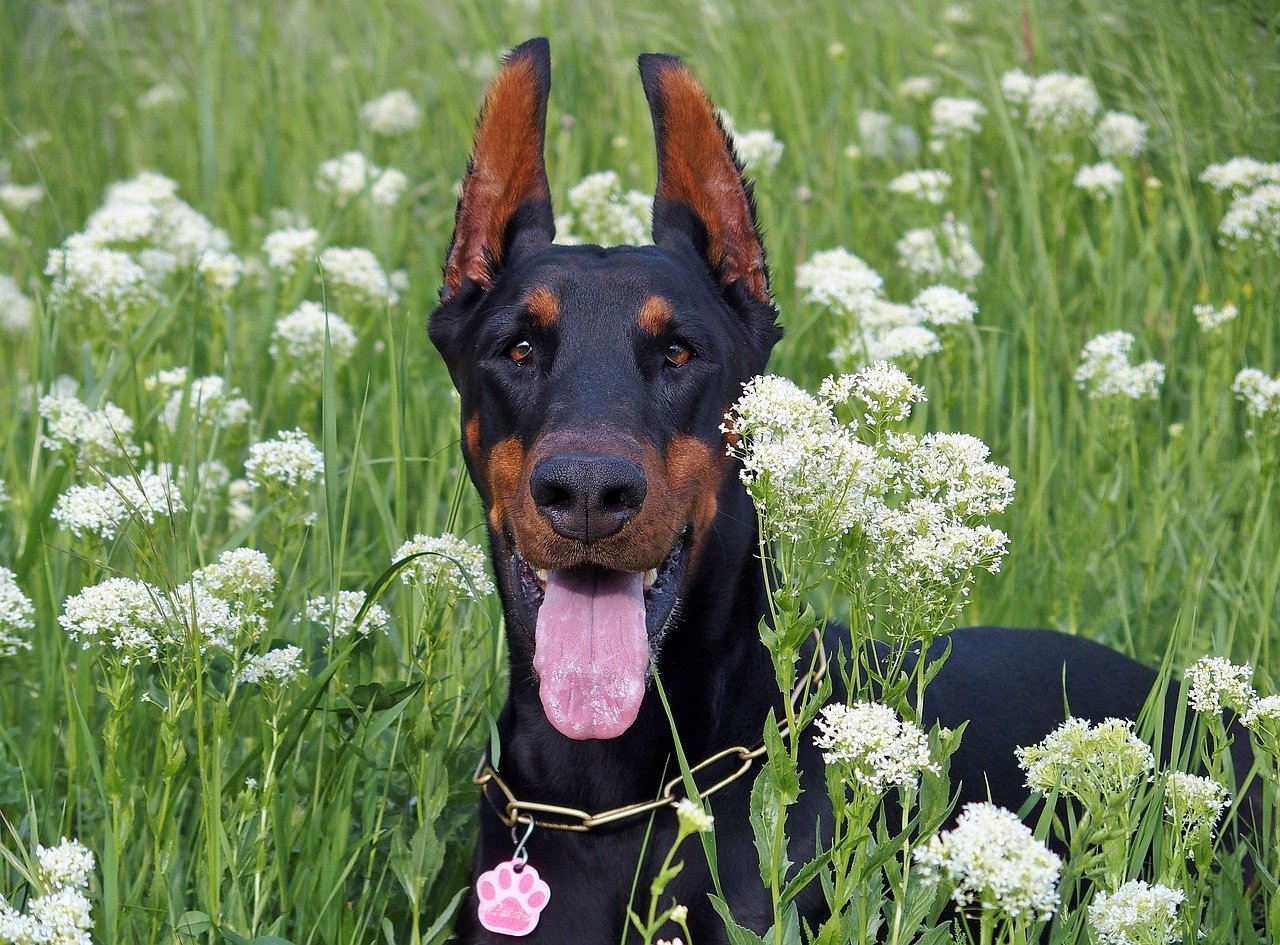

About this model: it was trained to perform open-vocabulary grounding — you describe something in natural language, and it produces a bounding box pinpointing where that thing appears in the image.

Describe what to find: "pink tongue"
[533,567,649,740]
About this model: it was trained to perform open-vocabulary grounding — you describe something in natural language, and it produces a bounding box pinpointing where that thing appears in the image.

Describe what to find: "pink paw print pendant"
[476,859,551,936]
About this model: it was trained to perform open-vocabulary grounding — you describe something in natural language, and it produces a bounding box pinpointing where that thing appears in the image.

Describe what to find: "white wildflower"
[239,646,304,686]
[0,183,44,213]
[856,109,894,159]
[197,250,243,293]
[1094,111,1148,159]
[137,83,184,110]
[270,301,358,385]
[844,361,927,425]
[316,151,407,207]
[1185,655,1255,716]
[1218,183,1280,252]
[52,471,185,540]
[39,393,140,466]
[26,885,94,945]
[1016,717,1154,802]
[394,533,494,600]
[912,285,977,327]
[673,798,714,834]
[0,274,33,334]
[245,429,325,496]
[303,590,391,641]
[361,89,422,137]
[1199,157,1280,193]
[1193,302,1237,334]
[263,226,319,275]
[796,248,884,314]
[914,802,1061,922]
[191,548,276,606]
[1164,771,1229,842]
[1088,880,1183,945]
[1233,368,1280,436]
[37,838,95,891]
[888,169,952,205]
[895,218,984,286]
[1024,71,1100,133]
[1242,695,1280,738]
[44,244,162,329]
[0,567,36,656]
[929,96,986,144]
[318,246,398,306]
[59,577,168,662]
[813,701,937,794]
[1074,331,1164,401]
[160,375,253,433]
[897,75,939,101]
[560,171,651,246]
[1074,161,1124,199]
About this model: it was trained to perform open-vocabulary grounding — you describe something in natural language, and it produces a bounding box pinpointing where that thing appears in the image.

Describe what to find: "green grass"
[0,0,1279,941]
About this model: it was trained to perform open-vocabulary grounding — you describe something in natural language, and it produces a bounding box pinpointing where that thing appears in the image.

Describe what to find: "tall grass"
[0,0,1278,940]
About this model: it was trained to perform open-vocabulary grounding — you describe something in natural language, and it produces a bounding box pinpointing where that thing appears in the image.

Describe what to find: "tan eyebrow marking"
[638,295,672,335]
[524,285,560,327]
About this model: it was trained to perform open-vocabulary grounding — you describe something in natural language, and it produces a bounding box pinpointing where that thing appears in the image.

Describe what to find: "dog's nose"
[530,451,647,542]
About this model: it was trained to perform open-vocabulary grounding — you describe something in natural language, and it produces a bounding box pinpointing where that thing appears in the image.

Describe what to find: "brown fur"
[637,295,672,335]
[524,285,560,328]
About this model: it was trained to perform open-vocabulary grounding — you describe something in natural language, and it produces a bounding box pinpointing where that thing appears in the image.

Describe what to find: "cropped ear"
[442,38,555,302]
[638,53,770,304]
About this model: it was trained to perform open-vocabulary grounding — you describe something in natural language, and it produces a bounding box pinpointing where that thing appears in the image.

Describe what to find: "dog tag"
[475,859,551,936]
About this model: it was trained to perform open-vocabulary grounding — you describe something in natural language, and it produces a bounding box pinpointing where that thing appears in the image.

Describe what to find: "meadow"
[1,0,1279,941]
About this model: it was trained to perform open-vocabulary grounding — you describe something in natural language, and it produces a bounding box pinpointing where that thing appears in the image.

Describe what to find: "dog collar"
[473,630,828,833]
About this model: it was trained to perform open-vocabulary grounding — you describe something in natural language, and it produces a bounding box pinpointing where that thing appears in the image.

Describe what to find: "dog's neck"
[491,480,781,816]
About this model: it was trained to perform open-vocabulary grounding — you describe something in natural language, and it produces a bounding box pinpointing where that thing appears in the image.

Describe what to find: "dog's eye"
[665,343,692,367]
[508,340,533,363]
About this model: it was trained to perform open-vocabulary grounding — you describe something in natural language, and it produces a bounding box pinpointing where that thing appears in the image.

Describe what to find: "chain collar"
[474,630,828,833]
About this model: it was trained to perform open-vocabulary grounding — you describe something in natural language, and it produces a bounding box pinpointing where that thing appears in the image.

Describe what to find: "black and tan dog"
[430,38,1250,944]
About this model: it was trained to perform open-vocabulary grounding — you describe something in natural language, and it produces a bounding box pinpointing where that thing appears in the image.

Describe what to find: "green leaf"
[709,895,770,945]
[174,912,213,940]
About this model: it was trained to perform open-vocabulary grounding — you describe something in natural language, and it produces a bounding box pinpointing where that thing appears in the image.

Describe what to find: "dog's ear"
[441,38,554,302]
[638,53,771,306]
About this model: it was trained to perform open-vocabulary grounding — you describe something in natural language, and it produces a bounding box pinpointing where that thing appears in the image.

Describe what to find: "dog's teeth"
[535,569,549,582]
[643,568,658,589]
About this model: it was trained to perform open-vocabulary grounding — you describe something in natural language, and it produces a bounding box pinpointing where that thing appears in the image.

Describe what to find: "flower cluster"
[270,301,358,386]
[239,646,304,687]
[1003,70,1101,133]
[914,802,1062,922]
[394,533,494,601]
[316,151,408,207]
[1074,161,1124,199]
[1217,183,1280,252]
[1075,331,1164,402]
[39,393,140,467]
[302,590,391,643]
[813,701,937,794]
[318,246,398,306]
[673,798,714,834]
[895,217,984,287]
[556,171,651,246]
[1193,302,1237,334]
[887,169,952,205]
[156,374,253,434]
[0,567,35,657]
[1185,655,1254,716]
[0,838,96,945]
[52,471,185,541]
[0,273,34,334]
[928,96,986,147]
[360,89,422,137]
[1087,880,1184,945]
[1094,111,1148,159]
[1233,368,1280,437]
[715,111,784,177]
[1016,717,1154,803]
[263,226,320,275]
[1163,771,1229,851]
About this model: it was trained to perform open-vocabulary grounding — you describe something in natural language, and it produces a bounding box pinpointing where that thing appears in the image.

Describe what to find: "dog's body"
[430,39,1250,943]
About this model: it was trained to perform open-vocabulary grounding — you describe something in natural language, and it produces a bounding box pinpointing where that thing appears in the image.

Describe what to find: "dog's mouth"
[508,530,688,741]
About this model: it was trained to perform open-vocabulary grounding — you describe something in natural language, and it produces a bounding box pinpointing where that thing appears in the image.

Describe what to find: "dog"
[429,38,1255,943]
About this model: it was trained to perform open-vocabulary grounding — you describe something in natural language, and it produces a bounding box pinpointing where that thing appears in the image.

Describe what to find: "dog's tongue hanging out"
[533,566,649,739]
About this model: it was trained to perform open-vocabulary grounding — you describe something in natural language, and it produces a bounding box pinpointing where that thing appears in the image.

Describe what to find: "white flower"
[138,83,184,110]
[1218,183,1280,252]
[39,394,140,466]
[239,646,304,686]
[0,274,34,334]
[270,301,358,385]
[1193,302,1237,333]
[26,885,94,945]
[1242,694,1280,736]
[897,75,939,101]
[160,375,253,433]
[1164,771,1229,841]
[842,361,927,425]
[796,248,884,314]
[1016,717,1154,801]
[914,802,1061,922]
[1185,656,1255,716]
[813,701,938,793]
[263,226,319,275]
[303,590,391,641]
[52,471,185,540]
[1088,880,1183,945]
[732,128,784,176]
[912,285,977,327]
[559,171,652,246]
[394,533,494,600]
[37,838,95,891]
[0,567,36,657]
[197,250,243,293]
[1233,368,1280,437]
[1074,331,1164,401]
[1200,157,1280,193]
[929,97,986,143]
[191,548,276,606]
[60,577,168,662]
[1094,111,1148,159]
[44,244,162,330]
[895,218,984,287]
[318,247,398,306]
[361,89,422,136]
[245,429,325,496]
[887,169,952,205]
[1024,71,1100,133]
[1074,161,1124,199]
[316,151,408,207]
[673,798,714,834]
[0,183,44,213]
[856,109,894,159]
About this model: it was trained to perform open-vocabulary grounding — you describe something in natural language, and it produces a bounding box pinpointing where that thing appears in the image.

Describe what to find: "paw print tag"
[475,859,551,936]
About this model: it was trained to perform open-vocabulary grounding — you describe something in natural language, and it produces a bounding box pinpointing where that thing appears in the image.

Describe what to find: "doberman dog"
[430,38,1254,944]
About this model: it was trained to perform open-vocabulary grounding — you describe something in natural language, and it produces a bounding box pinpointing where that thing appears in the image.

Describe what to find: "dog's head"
[429,39,781,740]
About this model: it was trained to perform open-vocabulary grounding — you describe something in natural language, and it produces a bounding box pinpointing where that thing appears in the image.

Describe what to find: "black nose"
[530,451,648,542]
